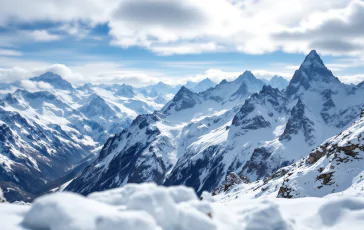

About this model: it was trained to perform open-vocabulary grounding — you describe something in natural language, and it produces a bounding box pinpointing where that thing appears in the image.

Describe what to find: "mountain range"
[0,73,174,201]
[2,51,363,203]
[66,50,364,199]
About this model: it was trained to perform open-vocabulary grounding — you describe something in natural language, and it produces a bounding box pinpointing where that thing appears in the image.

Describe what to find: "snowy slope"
[213,108,364,201]
[3,183,364,230]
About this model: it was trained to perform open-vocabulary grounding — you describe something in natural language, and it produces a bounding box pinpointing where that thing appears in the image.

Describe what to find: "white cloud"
[338,74,364,85]
[0,49,22,56]
[28,30,61,42]
[149,42,220,55]
[0,61,163,87]
[252,70,292,80]
[0,0,361,56]
[0,67,29,83]
[187,69,241,83]
[107,0,354,55]
[20,80,54,92]
[273,0,364,56]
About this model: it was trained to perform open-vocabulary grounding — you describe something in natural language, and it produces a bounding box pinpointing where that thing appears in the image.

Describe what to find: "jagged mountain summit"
[286,50,340,96]
[67,50,364,196]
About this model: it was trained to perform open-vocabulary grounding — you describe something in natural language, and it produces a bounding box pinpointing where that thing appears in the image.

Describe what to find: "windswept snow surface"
[1,183,364,230]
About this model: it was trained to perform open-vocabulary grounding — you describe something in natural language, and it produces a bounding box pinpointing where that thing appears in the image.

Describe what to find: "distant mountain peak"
[201,78,213,83]
[80,93,114,118]
[267,76,288,90]
[237,70,256,82]
[156,81,169,87]
[30,72,73,90]
[192,78,216,93]
[114,84,135,98]
[161,86,200,114]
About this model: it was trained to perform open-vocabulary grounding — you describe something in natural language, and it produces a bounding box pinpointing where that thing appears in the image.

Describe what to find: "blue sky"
[0,0,364,86]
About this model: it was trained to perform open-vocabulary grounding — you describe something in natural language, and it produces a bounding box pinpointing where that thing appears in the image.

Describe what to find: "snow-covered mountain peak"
[192,78,216,92]
[79,93,115,118]
[234,70,266,93]
[114,84,135,98]
[268,75,289,90]
[199,78,214,85]
[301,50,325,69]
[161,86,201,115]
[30,72,73,90]
[286,50,340,96]
[236,70,255,82]
[78,83,93,92]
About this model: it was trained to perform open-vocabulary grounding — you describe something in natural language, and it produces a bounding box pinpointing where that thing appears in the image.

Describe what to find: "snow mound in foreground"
[22,183,214,230]
[2,183,364,230]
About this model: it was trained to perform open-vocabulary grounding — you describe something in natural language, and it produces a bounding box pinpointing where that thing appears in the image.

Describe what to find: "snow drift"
[1,183,364,230]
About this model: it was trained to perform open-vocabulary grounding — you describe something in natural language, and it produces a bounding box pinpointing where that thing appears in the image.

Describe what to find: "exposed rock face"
[232,85,286,128]
[234,109,364,199]
[279,99,315,145]
[211,172,251,195]
[66,113,169,195]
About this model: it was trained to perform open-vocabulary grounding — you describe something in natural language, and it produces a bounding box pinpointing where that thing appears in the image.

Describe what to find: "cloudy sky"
[1,0,364,86]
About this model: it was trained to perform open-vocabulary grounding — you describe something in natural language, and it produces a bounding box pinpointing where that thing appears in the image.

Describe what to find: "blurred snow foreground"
[1,183,364,230]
